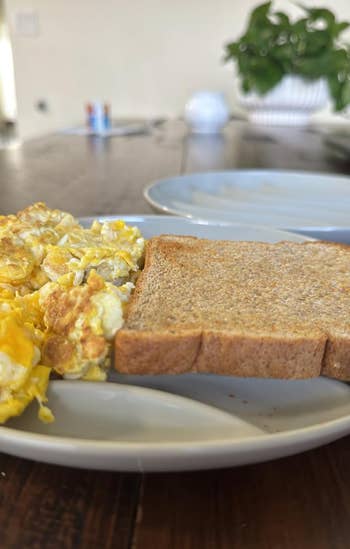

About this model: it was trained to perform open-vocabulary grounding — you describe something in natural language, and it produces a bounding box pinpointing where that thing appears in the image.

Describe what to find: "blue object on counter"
[91,102,105,134]
[104,104,111,130]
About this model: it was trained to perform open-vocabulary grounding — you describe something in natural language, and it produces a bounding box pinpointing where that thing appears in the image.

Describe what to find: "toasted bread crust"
[322,334,350,379]
[194,330,326,378]
[115,329,325,378]
[115,236,350,380]
[115,330,202,375]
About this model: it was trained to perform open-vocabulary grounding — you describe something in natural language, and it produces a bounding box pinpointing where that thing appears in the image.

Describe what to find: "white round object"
[185,91,229,134]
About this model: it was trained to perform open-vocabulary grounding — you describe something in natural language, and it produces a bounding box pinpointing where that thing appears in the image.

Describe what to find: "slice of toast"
[115,236,350,380]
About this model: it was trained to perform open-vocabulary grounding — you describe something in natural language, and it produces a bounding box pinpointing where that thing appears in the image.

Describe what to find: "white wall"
[5,0,350,139]
[0,0,17,121]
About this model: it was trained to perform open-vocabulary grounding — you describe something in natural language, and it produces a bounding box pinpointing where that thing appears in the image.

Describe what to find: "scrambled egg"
[0,202,79,294]
[0,203,145,423]
[39,270,134,380]
[42,218,144,286]
[0,295,52,423]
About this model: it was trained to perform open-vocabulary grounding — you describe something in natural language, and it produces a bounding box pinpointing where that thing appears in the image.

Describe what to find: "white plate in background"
[144,170,350,241]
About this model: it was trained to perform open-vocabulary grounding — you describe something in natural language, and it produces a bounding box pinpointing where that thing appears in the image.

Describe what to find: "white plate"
[4,376,350,472]
[1,215,342,473]
[144,170,350,239]
[79,214,308,242]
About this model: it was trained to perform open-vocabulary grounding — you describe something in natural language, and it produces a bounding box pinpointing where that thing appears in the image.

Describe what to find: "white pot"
[237,76,329,126]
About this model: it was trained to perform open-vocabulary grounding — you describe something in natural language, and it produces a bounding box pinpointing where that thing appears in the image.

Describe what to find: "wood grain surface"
[134,437,350,549]
[0,120,348,217]
[0,454,141,549]
[0,120,350,549]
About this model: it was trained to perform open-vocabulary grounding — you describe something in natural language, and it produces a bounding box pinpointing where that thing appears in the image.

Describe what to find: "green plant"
[224,2,350,111]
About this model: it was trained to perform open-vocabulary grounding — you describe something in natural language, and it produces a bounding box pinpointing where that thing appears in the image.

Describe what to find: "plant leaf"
[303,30,332,56]
[247,57,284,94]
[305,8,335,28]
[274,11,290,26]
[241,78,252,93]
[224,42,240,59]
[333,21,350,37]
[249,1,272,25]
[223,1,350,110]
[341,79,350,108]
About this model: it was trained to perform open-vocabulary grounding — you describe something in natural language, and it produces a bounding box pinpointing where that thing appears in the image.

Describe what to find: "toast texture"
[115,236,350,380]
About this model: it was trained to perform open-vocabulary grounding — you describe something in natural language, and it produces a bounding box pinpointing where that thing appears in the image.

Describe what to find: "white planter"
[237,76,329,126]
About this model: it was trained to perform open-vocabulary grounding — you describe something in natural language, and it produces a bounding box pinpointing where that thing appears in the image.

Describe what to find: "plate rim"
[78,213,314,242]
[1,378,350,452]
[143,169,350,230]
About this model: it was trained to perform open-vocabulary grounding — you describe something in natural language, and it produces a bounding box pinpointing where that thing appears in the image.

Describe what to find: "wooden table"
[1,120,350,549]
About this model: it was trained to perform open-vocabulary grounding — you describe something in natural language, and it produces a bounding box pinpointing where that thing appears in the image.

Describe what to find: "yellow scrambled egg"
[39,270,134,380]
[0,203,145,423]
[0,296,52,423]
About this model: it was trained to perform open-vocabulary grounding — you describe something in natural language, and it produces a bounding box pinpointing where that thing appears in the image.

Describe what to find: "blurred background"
[0,0,349,141]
